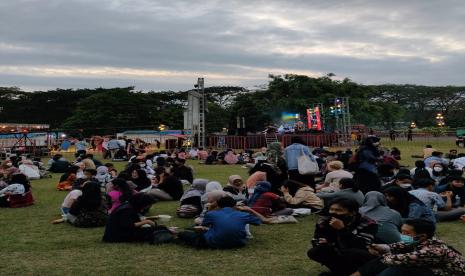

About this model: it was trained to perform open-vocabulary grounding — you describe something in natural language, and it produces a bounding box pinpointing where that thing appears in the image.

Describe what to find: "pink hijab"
[224,151,238,164]
[246,171,266,188]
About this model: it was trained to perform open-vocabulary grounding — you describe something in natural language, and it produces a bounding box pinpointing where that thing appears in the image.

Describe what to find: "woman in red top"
[248,181,293,216]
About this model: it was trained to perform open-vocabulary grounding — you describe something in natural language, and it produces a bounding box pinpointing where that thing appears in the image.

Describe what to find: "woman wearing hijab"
[360,191,402,243]
[177,179,208,218]
[246,171,266,195]
[224,150,239,165]
[384,186,435,223]
[224,175,248,203]
[131,169,151,192]
[201,181,223,204]
[248,181,292,216]
[195,189,228,225]
[96,166,111,185]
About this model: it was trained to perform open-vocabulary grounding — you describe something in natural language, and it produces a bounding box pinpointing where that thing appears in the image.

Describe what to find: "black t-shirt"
[158,176,184,200]
[49,160,70,173]
[102,203,140,243]
[173,165,194,184]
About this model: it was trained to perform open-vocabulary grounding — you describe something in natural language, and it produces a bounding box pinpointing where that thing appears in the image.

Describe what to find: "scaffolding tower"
[329,97,351,145]
[184,78,207,148]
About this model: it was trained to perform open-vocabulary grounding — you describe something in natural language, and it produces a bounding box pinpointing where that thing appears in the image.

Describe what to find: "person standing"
[284,136,316,188]
[354,136,382,194]
[407,129,413,141]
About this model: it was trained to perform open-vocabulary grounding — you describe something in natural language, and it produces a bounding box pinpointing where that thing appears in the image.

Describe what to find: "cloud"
[1,0,465,91]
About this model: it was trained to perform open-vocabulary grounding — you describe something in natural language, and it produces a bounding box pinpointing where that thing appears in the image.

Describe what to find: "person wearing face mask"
[381,174,413,191]
[430,163,447,184]
[436,174,465,208]
[424,151,447,168]
[351,219,465,276]
[307,198,378,276]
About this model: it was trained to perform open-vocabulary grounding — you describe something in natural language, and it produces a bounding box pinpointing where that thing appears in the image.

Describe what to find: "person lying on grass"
[177,196,270,249]
[351,218,465,276]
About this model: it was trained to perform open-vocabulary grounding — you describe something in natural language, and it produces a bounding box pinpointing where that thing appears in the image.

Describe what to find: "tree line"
[1,74,465,135]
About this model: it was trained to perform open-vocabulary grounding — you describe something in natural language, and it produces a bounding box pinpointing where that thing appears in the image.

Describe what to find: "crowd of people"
[2,135,465,275]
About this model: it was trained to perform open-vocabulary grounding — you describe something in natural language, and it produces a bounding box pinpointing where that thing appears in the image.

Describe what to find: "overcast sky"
[1,0,465,91]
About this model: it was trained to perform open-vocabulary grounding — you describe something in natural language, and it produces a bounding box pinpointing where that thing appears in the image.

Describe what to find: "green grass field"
[1,139,465,276]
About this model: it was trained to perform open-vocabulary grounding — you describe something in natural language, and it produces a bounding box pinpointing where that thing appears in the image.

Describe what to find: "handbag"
[297,147,319,175]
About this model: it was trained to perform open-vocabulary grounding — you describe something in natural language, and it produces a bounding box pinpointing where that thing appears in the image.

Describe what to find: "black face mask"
[329,213,353,225]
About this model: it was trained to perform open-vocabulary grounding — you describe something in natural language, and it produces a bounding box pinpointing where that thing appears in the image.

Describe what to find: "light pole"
[435,113,445,127]
[158,124,165,148]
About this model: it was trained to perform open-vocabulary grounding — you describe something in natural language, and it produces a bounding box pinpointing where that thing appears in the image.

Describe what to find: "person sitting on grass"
[0,173,32,208]
[107,178,136,214]
[248,181,293,216]
[103,193,168,244]
[195,190,228,225]
[435,174,465,208]
[67,181,108,227]
[352,219,465,276]
[84,153,102,167]
[307,198,378,276]
[177,179,208,218]
[410,160,432,178]
[359,191,402,244]
[149,172,184,201]
[280,180,323,211]
[177,196,270,249]
[409,178,459,222]
[383,186,435,223]
[223,175,247,203]
[48,154,70,173]
[75,162,85,179]
[316,160,353,193]
[96,166,111,186]
[381,174,413,191]
[72,168,97,190]
[224,150,239,165]
[172,158,194,185]
[317,178,365,207]
[57,165,79,191]
[130,169,152,192]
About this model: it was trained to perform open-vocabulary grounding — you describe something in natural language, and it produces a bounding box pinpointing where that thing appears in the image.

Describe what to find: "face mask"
[433,167,443,172]
[400,184,412,189]
[400,234,415,244]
